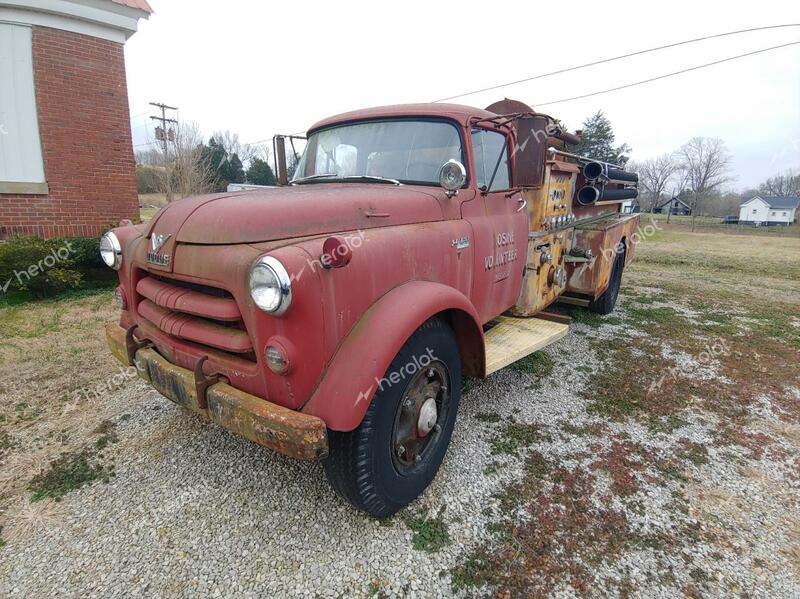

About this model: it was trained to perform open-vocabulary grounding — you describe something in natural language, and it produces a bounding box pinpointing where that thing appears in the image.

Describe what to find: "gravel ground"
[1,300,798,598]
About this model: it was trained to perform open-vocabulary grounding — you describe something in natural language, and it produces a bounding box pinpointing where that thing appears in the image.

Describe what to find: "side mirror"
[439,159,466,198]
[513,115,549,188]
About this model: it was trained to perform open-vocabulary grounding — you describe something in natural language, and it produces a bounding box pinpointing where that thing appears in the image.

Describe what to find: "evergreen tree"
[199,137,245,191]
[246,157,277,186]
[571,110,631,165]
[227,153,245,184]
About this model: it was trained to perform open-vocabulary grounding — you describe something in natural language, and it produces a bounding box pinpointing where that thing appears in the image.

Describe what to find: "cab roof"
[307,103,499,133]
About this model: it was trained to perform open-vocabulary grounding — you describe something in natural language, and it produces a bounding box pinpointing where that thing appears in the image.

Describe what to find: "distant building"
[0,0,152,238]
[738,196,799,226]
[654,197,691,216]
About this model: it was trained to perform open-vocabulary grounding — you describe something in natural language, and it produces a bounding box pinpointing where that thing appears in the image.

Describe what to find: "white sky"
[125,0,800,191]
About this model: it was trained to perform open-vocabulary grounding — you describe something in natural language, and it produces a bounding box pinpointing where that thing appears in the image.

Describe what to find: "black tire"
[589,249,625,315]
[323,316,462,518]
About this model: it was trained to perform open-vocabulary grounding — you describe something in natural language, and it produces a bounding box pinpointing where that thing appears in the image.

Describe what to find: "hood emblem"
[151,233,171,253]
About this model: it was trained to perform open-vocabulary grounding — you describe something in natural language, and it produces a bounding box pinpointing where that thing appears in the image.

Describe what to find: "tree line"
[135,122,282,199]
[573,111,798,221]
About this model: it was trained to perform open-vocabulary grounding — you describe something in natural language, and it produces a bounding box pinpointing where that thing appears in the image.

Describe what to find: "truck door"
[462,127,528,323]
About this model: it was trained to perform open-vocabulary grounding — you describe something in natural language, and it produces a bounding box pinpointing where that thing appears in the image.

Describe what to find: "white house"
[739,196,799,226]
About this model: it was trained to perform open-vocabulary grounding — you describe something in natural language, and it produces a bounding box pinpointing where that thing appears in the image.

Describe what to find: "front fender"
[301,281,484,432]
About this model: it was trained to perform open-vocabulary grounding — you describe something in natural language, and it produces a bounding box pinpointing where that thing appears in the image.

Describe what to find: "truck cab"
[103,100,640,517]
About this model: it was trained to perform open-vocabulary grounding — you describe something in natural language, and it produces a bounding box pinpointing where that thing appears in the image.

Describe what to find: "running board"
[484,316,569,375]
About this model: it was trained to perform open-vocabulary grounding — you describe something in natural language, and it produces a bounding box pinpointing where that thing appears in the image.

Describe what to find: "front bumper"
[106,323,328,460]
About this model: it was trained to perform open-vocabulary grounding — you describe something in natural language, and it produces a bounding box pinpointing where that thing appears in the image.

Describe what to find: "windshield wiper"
[291,173,338,184]
[292,174,402,186]
[340,175,401,185]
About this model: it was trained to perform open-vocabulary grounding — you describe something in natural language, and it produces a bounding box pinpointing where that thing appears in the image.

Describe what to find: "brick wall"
[0,26,139,239]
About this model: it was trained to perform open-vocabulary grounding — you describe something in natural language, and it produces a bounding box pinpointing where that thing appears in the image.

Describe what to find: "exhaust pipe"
[577,185,638,206]
[582,162,639,183]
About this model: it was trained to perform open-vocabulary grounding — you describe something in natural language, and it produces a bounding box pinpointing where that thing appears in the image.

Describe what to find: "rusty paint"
[105,321,131,367]
[566,213,640,298]
[207,384,328,460]
[106,324,328,459]
[104,100,640,448]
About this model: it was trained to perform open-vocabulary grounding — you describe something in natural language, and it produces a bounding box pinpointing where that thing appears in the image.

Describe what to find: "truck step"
[484,316,569,375]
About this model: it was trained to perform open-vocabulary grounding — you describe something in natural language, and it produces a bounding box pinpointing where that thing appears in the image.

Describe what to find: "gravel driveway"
[2,290,799,598]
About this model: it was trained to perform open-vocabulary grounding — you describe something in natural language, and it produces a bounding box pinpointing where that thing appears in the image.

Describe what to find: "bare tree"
[157,121,214,200]
[211,130,255,163]
[632,154,679,212]
[759,169,800,196]
[677,137,731,230]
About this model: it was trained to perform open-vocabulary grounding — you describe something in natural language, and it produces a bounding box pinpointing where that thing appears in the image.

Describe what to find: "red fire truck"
[102,99,639,516]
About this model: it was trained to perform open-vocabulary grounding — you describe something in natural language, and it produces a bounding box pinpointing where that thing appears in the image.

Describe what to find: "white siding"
[739,197,770,223]
[0,23,45,184]
[766,208,795,224]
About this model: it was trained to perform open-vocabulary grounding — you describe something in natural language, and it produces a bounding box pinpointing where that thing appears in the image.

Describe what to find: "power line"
[432,23,800,103]
[534,39,800,107]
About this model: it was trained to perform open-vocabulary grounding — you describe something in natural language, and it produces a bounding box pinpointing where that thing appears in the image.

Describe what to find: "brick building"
[0,0,151,239]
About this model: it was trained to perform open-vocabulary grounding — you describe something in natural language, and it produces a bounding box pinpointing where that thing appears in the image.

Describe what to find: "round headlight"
[249,256,292,315]
[100,232,122,270]
[438,159,466,194]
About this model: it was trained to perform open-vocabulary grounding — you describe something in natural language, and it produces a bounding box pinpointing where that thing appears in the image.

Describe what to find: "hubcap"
[417,397,438,437]
[391,360,449,474]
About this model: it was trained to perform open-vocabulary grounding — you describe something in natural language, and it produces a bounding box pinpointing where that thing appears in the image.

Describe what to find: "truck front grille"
[135,274,254,358]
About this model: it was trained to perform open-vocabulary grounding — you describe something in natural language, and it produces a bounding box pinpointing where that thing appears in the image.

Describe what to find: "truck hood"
[145,184,445,245]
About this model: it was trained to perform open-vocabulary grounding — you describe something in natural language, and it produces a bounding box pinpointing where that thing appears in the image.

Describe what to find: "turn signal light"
[321,236,352,269]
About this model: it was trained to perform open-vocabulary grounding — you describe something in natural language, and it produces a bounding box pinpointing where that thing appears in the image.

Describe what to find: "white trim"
[0,0,148,43]
[739,196,762,208]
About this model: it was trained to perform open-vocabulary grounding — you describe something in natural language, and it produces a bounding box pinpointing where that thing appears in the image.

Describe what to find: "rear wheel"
[323,317,461,518]
[589,248,625,315]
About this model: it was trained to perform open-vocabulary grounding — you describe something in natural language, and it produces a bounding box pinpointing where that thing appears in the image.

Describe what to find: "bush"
[136,164,163,194]
[0,236,116,300]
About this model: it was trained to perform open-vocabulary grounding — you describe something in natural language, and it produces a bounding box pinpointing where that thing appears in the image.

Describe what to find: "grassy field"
[647,212,800,238]
[0,225,798,595]
[138,193,167,222]
[450,225,800,596]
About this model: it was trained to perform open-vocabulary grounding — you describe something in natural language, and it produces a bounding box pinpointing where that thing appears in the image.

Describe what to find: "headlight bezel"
[249,256,292,316]
[100,232,122,270]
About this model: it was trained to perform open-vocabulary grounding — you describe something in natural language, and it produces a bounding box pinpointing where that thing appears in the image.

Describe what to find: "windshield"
[292,120,463,185]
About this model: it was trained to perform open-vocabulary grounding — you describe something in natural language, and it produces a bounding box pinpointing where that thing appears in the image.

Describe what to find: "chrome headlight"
[100,232,122,270]
[249,256,292,315]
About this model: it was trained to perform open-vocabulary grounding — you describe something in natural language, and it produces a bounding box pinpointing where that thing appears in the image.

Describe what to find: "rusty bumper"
[106,323,328,460]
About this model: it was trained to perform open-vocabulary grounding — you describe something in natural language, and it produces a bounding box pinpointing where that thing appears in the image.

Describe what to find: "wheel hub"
[417,397,438,437]
[391,361,449,474]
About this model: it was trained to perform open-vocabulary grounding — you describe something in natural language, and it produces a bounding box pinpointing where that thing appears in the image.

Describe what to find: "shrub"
[136,164,163,194]
[0,236,116,300]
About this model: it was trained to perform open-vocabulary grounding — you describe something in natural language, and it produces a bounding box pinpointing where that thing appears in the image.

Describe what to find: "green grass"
[510,350,554,378]
[490,422,550,456]
[475,411,501,423]
[27,421,118,502]
[567,307,605,327]
[28,449,113,502]
[404,509,451,552]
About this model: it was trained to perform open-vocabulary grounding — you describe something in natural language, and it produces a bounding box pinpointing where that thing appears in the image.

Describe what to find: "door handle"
[516,197,527,212]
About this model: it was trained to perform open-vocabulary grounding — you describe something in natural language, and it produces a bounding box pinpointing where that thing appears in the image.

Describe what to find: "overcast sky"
[125,0,800,191]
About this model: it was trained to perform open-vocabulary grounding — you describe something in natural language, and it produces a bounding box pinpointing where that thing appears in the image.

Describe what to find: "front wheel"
[323,317,461,518]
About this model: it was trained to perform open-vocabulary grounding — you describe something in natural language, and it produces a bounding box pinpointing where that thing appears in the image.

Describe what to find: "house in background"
[738,196,799,226]
[0,0,151,239]
[654,196,691,216]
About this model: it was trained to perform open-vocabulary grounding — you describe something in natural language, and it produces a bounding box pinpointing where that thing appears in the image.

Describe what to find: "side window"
[471,129,510,191]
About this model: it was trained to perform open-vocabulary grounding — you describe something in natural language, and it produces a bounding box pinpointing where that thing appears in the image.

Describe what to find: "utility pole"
[150,102,178,202]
